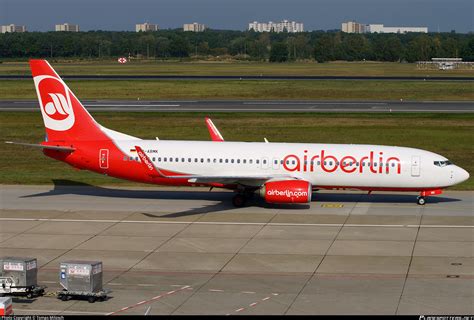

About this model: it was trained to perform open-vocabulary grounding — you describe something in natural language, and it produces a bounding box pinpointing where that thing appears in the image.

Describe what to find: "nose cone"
[456,166,470,184]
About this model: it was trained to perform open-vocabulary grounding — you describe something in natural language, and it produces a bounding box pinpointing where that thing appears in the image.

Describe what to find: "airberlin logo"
[266,189,308,198]
[34,75,75,131]
[282,150,402,175]
[137,150,154,171]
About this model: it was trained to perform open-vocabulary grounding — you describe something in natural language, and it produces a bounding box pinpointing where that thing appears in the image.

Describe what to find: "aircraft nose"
[456,166,470,184]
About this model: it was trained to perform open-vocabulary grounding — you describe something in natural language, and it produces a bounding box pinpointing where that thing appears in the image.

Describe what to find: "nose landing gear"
[416,196,426,205]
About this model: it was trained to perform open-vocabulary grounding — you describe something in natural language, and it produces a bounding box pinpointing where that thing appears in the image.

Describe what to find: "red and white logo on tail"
[34,75,75,131]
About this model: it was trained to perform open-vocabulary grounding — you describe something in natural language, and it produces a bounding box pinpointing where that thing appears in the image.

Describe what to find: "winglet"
[205,117,224,142]
[135,146,167,178]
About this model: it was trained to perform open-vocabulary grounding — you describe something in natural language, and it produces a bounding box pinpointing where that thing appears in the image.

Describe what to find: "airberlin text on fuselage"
[282,150,401,174]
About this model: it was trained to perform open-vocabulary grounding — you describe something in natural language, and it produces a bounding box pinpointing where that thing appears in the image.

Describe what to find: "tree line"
[0,29,473,62]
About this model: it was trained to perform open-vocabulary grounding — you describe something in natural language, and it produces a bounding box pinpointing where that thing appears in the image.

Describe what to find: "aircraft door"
[99,149,109,169]
[411,156,420,177]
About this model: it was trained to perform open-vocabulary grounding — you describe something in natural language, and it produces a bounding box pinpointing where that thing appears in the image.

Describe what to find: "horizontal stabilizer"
[5,141,76,152]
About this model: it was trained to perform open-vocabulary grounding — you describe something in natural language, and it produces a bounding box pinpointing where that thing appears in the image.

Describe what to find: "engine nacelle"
[259,180,312,204]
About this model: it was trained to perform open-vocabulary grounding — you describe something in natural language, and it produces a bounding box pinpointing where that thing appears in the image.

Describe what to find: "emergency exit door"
[99,149,109,169]
[411,156,420,177]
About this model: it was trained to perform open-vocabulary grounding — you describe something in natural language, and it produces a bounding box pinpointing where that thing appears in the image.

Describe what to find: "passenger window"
[200,158,204,163]
[225,159,229,163]
[219,159,223,163]
[249,159,253,164]
[207,159,210,163]
[169,158,173,162]
[123,156,128,161]
[256,159,260,164]
[194,158,198,162]
[181,158,185,162]
[158,157,161,162]
[152,157,156,161]
[231,159,234,163]
[237,159,240,164]
[213,159,217,163]
[374,162,377,167]
[243,159,246,164]
[164,157,167,162]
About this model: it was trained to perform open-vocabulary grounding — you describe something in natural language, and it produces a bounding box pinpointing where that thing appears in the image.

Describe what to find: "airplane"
[6,59,470,207]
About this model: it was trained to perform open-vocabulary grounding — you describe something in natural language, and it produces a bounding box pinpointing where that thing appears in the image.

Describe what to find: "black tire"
[88,296,96,303]
[26,293,33,299]
[417,196,426,205]
[60,294,68,301]
[232,194,246,207]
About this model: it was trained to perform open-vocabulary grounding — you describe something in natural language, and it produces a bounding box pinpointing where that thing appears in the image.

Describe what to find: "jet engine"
[259,180,312,204]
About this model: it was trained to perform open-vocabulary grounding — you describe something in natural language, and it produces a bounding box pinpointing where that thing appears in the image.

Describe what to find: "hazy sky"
[1,0,472,33]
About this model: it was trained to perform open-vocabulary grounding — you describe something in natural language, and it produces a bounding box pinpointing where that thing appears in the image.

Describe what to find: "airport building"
[366,24,428,34]
[55,23,80,32]
[342,21,428,34]
[248,20,304,33]
[183,22,207,32]
[0,24,26,33]
[136,23,159,32]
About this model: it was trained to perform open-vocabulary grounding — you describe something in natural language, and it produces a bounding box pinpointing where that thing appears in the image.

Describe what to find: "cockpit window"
[434,160,453,167]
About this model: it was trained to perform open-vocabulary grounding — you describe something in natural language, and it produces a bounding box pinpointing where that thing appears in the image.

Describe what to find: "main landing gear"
[232,194,247,207]
[417,196,426,205]
[232,189,256,207]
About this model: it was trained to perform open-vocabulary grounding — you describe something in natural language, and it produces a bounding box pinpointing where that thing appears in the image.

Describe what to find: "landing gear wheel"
[232,194,246,207]
[60,294,68,301]
[417,196,426,205]
[88,296,96,303]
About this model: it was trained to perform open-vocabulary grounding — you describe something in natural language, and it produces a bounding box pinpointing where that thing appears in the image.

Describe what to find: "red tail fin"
[30,60,109,142]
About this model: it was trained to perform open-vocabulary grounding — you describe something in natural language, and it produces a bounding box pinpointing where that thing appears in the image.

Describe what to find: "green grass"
[1,79,473,101]
[0,112,472,189]
[1,60,474,77]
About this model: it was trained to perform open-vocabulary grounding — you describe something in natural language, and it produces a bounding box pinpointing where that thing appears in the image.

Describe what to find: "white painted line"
[262,297,270,301]
[235,308,245,312]
[1,217,472,228]
[15,309,107,315]
[108,282,123,286]
[249,302,258,307]
[209,289,224,292]
[272,293,279,296]
[243,102,387,105]
[137,283,154,287]
[242,291,255,294]
[85,104,181,107]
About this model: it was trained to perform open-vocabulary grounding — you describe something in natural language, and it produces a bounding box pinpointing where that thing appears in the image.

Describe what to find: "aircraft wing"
[5,141,76,152]
[134,145,296,187]
[205,117,224,142]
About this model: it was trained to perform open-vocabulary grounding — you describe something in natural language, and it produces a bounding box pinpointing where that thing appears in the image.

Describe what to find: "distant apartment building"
[248,20,304,33]
[341,21,366,34]
[342,21,427,34]
[183,23,206,32]
[135,23,159,32]
[55,23,80,32]
[1,24,26,33]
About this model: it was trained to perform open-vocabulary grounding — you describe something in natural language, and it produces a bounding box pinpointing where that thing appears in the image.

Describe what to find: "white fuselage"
[116,140,468,190]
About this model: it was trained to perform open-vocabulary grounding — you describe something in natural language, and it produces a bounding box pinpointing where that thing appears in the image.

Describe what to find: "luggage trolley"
[57,260,108,303]
[0,257,45,298]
